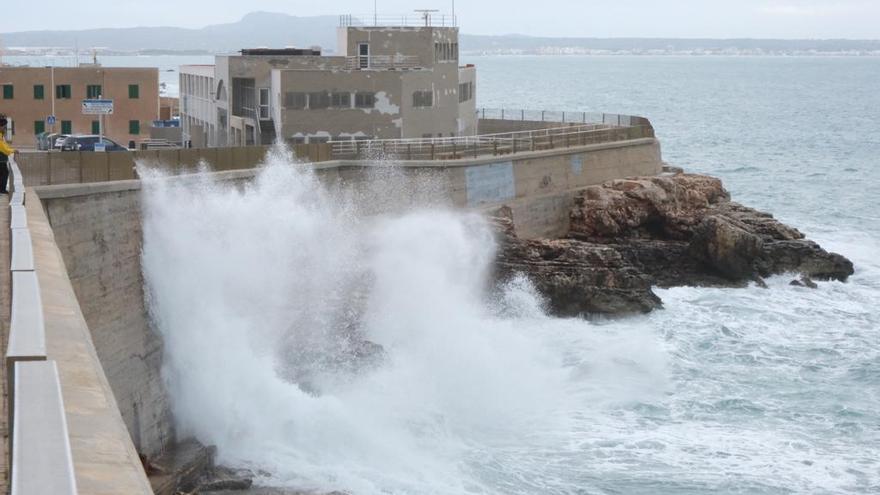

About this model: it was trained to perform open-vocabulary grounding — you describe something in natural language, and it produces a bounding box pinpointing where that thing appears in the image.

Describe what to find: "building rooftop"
[339,13,457,28]
[239,48,322,56]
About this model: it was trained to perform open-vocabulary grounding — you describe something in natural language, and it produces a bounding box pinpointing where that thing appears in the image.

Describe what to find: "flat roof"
[239,48,321,56]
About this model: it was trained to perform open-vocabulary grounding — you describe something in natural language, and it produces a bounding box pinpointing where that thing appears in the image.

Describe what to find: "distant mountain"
[3,12,879,55]
[2,12,339,53]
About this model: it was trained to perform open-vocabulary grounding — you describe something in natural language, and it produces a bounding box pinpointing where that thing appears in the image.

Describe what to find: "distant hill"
[2,12,339,53]
[3,12,879,55]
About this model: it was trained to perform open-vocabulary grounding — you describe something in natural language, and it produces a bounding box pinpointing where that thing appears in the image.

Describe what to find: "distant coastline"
[5,48,879,58]
[2,12,878,58]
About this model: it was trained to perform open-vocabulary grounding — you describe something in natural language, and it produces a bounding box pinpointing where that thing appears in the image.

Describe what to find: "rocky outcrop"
[493,172,854,316]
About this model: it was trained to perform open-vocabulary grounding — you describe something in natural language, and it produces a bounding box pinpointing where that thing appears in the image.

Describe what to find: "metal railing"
[328,122,655,161]
[344,55,422,70]
[339,14,458,28]
[478,108,649,127]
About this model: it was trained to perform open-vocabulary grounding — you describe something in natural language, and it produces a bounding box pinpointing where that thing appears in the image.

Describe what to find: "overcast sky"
[5,0,879,38]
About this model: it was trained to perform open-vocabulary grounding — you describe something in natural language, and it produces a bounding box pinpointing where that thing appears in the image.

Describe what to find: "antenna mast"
[414,9,439,27]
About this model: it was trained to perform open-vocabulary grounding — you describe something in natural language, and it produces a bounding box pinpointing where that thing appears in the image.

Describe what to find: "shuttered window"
[56,85,72,99]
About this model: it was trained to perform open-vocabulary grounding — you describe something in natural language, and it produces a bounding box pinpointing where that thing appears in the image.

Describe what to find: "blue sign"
[47,115,56,125]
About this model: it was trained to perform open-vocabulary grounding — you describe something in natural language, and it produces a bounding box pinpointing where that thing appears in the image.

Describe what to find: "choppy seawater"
[134,56,879,495]
[475,56,880,494]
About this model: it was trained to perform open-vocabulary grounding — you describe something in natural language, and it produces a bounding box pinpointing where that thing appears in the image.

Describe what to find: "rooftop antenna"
[414,9,439,27]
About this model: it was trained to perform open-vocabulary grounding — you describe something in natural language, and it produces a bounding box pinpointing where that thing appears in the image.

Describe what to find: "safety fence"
[5,156,78,494]
[329,112,655,161]
[477,108,649,127]
[339,13,457,27]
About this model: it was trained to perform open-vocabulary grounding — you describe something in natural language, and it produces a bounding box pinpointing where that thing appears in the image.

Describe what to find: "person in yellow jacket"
[0,115,14,194]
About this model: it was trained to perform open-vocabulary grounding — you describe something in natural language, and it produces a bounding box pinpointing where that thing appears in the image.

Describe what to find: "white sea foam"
[140,147,879,494]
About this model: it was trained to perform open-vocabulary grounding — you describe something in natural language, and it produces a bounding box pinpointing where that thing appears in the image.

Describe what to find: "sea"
[14,54,880,494]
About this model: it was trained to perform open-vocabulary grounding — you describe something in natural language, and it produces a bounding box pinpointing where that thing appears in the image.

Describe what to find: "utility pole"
[374,0,377,26]
[50,66,56,133]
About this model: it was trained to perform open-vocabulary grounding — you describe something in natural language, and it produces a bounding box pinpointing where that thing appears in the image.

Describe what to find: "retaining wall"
[14,136,661,491]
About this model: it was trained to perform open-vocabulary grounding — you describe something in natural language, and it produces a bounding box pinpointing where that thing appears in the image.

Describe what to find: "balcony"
[344,55,422,70]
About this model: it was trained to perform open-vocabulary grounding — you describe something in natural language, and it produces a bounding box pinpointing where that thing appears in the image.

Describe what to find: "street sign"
[82,99,114,115]
[47,115,56,125]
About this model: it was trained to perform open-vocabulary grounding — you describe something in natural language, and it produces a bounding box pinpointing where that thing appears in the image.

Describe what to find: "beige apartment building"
[0,66,159,147]
[180,14,476,147]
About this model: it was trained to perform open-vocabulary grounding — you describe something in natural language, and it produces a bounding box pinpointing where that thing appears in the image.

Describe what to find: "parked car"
[60,135,128,152]
[52,134,71,149]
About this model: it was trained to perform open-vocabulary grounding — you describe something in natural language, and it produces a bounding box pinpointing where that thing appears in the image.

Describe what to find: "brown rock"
[493,172,854,317]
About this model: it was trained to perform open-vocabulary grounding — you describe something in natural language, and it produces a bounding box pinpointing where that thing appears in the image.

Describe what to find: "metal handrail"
[328,123,655,161]
[339,14,458,28]
[477,108,650,127]
[344,55,423,70]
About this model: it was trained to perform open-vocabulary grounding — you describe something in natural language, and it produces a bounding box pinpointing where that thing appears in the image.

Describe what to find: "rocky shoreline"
[494,169,854,316]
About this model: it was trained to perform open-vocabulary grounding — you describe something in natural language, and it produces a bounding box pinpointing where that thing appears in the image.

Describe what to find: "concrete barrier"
[10,229,34,272]
[13,145,311,187]
[6,270,48,458]
[10,205,26,230]
[11,360,76,495]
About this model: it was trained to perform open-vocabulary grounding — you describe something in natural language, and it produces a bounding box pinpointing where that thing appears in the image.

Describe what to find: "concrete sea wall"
[14,136,661,492]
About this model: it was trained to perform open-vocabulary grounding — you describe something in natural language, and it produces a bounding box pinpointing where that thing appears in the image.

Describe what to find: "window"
[413,90,433,108]
[2,85,12,99]
[56,85,72,99]
[258,88,270,120]
[308,92,330,110]
[330,92,351,109]
[355,92,375,109]
[128,84,140,99]
[92,120,100,134]
[459,81,474,103]
[358,43,370,69]
[61,120,72,134]
[87,84,102,98]
[285,92,307,109]
[129,120,140,135]
[34,121,45,134]
[33,85,45,100]
[434,42,459,62]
